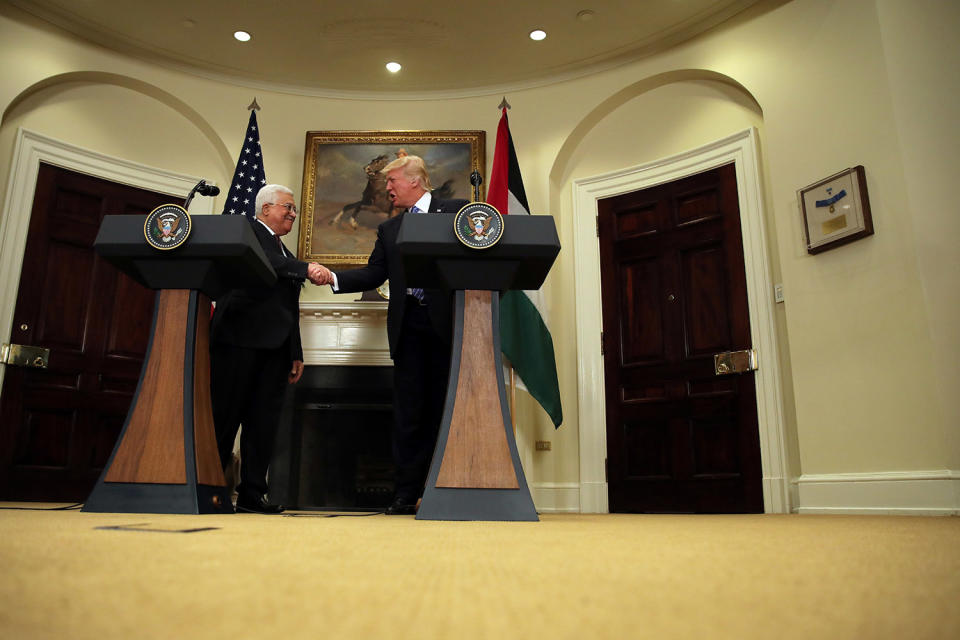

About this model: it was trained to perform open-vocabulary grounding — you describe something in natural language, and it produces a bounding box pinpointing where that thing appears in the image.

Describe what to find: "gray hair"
[255,184,294,217]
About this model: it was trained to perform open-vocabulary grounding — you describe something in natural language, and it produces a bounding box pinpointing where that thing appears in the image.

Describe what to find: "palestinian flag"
[487,107,563,428]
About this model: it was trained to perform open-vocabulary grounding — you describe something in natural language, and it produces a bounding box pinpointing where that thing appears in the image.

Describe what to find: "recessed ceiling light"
[386,62,402,73]
[577,10,596,21]
[529,29,547,41]
[234,31,251,42]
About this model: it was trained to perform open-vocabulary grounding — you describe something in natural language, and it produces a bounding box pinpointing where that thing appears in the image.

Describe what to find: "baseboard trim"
[796,470,959,515]
[531,482,582,513]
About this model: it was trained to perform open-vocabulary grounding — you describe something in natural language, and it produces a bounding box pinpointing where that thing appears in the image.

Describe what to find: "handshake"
[307,263,334,286]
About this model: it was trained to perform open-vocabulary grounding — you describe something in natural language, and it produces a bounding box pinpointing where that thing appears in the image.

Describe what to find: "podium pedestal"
[417,290,537,520]
[396,211,559,521]
[83,215,275,514]
[83,290,230,513]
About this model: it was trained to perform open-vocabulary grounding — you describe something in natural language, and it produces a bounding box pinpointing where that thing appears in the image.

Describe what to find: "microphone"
[196,181,220,196]
[182,179,220,210]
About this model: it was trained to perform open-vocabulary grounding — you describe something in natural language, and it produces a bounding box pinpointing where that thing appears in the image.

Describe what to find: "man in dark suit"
[210,184,326,514]
[315,155,468,514]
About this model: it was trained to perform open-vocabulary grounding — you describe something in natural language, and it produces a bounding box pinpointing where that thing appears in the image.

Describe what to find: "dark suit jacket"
[210,218,309,361]
[335,197,468,358]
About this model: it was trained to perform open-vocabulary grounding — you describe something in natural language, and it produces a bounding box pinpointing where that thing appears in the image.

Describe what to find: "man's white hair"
[255,184,294,217]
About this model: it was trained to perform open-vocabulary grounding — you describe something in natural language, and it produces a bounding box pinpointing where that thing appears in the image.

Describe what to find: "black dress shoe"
[235,496,285,514]
[384,497,416,515]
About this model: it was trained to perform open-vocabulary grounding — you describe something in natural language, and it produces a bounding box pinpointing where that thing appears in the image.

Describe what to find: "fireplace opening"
[272,365,395,510]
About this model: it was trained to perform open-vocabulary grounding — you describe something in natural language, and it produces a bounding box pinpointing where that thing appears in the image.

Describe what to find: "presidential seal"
[144,204,192,250]
[454,202,503,250]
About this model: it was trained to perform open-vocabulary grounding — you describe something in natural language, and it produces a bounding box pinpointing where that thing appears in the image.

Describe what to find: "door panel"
[0,163,176,502]
[681,246,732,356]
[619,258,666,365]
[600,163,763,513]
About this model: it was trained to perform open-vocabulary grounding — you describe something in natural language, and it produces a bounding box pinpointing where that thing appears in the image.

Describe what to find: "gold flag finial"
[247,98,261,111]
[498,97,511,110]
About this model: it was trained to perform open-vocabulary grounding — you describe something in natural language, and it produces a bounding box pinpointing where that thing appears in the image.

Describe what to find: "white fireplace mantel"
[299,301,392,367]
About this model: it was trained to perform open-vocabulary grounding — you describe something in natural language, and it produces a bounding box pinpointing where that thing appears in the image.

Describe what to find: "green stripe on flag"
[500,290,563,427]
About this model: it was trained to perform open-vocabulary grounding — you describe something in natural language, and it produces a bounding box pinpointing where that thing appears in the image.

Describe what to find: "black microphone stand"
[469,171,483,202]
[182,179,219,210]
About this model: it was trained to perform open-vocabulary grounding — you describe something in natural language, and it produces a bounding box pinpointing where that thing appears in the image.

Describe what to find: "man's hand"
[289,359,304,384]
[307,262,333,286]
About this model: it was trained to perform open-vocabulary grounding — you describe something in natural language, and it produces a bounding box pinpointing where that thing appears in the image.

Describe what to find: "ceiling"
[10,0,761,97]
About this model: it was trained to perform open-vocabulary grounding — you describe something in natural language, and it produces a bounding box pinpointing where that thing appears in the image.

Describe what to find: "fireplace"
[268,300,394,510]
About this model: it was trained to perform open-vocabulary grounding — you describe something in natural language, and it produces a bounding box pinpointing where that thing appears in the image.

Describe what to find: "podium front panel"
[94,215,276,299]
[396,213,560,291]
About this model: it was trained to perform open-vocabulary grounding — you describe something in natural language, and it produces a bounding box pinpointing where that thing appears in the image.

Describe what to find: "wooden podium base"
[416,290,538,521]
[83,289,231,514]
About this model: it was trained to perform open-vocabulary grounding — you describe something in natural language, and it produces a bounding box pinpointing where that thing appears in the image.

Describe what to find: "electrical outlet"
[535,440,552,451]
[774,283,784,303]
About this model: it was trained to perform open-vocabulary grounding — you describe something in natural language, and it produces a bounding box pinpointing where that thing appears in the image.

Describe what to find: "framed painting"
[298,130,485,266]
[798,165,874,254]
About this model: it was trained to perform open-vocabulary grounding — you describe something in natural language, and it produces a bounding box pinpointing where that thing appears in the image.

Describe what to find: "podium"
[82,215,276,514]
[396,211,560,521]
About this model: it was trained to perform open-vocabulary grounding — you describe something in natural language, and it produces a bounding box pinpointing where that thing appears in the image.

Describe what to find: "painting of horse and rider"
[298,130,486,267]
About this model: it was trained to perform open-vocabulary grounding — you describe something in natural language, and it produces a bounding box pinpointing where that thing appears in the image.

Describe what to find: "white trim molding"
[299,301,391,367]
[531,482,582,513]
[0,128,209,393]
[796,470,960,515]
[572,128,791,514]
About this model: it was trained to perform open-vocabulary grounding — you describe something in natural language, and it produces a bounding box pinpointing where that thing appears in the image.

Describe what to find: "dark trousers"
[210,341,290,502]
[391,297,451,502]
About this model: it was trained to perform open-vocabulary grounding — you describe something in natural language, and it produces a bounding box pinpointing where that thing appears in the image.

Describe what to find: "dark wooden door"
[0,163,176,502]
[599,163,763,513]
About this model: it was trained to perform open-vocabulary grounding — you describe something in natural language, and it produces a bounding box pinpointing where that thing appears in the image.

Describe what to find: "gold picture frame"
[298,130,485,266]
[798,165,874,254]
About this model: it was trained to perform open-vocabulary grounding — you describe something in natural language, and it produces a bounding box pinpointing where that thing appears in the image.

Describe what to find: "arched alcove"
[549,69,762,188]
[2,71,232,174]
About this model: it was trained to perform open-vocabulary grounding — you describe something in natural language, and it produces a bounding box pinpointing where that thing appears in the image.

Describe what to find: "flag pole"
[509,366,517,435]
[499,96,517,436]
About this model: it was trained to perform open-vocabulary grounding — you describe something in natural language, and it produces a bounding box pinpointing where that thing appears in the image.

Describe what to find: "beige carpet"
[0,505,957,640]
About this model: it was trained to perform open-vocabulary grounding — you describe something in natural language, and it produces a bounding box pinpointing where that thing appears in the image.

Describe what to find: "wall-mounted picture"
[798,165,874,254]
[298,130,485,266]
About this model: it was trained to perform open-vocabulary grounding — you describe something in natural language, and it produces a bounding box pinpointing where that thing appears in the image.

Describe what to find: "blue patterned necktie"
[408,205,424,301]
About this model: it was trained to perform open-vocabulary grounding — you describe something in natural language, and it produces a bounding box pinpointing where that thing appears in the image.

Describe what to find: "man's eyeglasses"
[269,202,298,214]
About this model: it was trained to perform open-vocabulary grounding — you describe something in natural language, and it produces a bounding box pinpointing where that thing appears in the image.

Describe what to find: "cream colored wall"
[0,82,225,205]
[2,0,956,508]
[738,0,950,475]
[874,0,960,472]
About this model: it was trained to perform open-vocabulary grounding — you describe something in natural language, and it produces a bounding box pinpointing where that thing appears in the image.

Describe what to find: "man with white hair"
[210,184,326,514]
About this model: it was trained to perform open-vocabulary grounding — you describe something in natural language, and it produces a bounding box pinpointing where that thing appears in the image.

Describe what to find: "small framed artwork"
[298,130,485,266]
[798,165,874,254]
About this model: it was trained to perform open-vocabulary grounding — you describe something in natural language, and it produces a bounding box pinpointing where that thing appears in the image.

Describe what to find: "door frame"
[572,128,790,514]
[0,128,212,393]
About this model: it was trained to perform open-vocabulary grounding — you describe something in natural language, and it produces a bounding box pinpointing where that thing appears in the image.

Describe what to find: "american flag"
[221,109,266,217]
